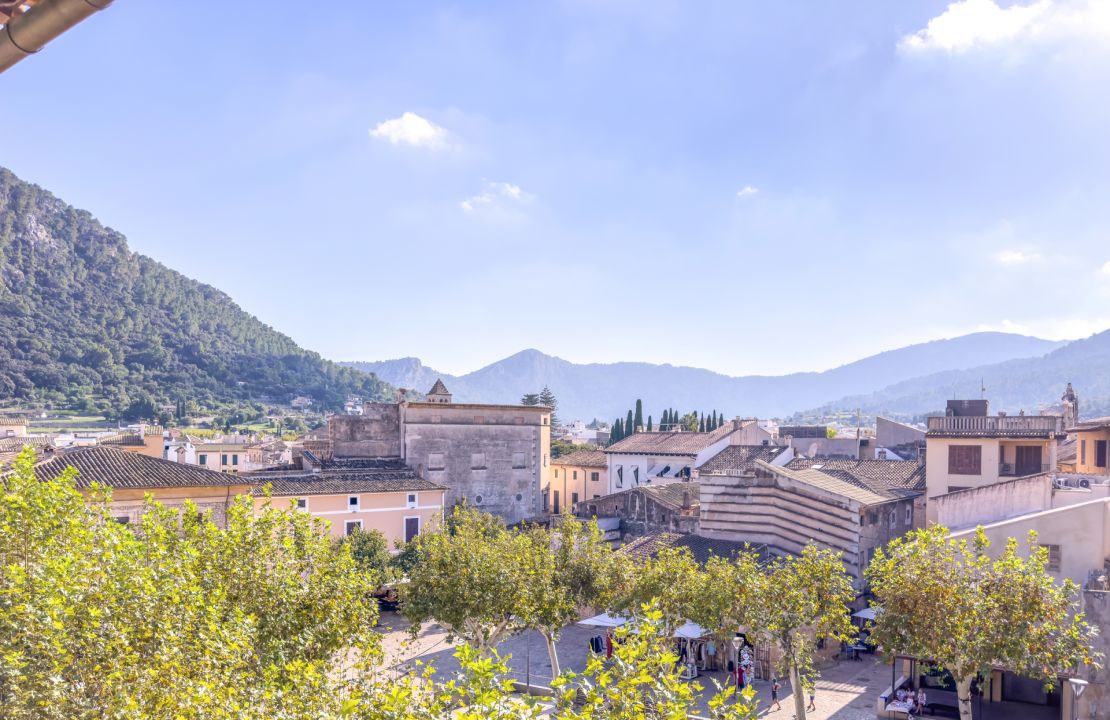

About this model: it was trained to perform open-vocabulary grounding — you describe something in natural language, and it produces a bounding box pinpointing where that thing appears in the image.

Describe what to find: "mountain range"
[0,167,391,416]
[344,329,1110,422]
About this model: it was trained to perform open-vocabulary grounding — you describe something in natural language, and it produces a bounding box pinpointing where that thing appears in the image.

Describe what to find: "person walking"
[770,678,782,711]
[807,684,816,712]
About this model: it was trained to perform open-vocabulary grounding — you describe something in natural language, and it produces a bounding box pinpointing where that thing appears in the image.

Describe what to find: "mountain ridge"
[0,167,392,416]
[345,332,1071,421]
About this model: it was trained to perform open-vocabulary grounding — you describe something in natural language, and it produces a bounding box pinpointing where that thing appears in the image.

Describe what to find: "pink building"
[250,457,445,546]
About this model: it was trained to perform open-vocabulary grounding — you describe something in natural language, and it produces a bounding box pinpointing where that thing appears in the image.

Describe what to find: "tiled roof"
[0,436,55,452]
[247,457,445,496]
[99,434,146,447]
[640,482,700,511]
[428,379,451,395]
[698,445,788,474]
[1071,416,1110,432]
[553,449,607,468]
[1058,438,1078,464]
[786,457,926,494]
[606,423,736,456]
[619,531,769,565]
[757,460,892,506]
[15,447,245,489]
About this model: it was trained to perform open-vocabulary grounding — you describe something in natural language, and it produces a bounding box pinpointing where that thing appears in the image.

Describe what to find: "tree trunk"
[956,675,974,720]
[789,660,808,720]
[542,630,562,680]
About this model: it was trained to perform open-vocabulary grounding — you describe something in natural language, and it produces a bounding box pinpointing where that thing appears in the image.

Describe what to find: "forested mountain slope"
[0,167,390,415]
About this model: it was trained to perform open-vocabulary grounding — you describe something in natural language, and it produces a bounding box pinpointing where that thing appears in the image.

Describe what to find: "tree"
[661,409,670,430]
[867,526,1101,720]
[403,507,530,653]
[647,415,653,432]
[634,399,643,433]
[719,411,725,429]
[521,518,627,678]
[0,448,380,719]
[699,414,706,432]
[751,544,855,720]
[554,606,759,720]
[521,393,541,406]
[680,412,699,432]
[611,547,702,631]
[611,418,623,443]
[625,410,634,436]
[539,386,559,426]
[825,425,837,439]
[342,526,393,580]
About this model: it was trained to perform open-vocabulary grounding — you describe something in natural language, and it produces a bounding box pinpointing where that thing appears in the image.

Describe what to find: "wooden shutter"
[948,445,982,475]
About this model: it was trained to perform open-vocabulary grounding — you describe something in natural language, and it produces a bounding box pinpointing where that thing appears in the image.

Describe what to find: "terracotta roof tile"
[247,457,445,496]
[553,449,607,468]
[619,531,769,565]
[17,446,244,490]
[698,445,788,474]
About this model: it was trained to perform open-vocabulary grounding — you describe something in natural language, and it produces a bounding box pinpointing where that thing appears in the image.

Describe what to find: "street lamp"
[1068,677,1089,720]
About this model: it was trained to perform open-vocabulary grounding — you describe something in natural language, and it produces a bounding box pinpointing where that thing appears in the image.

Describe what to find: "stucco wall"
[97,484,252,527]
[949,499,1110,586]
[1077,430,1110,475]
[551,461,607,509]
[934,474,1054,531]
[258,489,444,545]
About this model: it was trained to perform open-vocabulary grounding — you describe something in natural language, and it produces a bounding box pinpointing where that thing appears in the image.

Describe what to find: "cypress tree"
[647,415,653,432]
[719,411,725,429]
[613,418,622,442]
[626,409,635,436]
[662,409,670,430]
[699,414,705,433]
[634,399,644,432]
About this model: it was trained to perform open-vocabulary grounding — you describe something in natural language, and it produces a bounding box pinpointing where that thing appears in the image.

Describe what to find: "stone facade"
[325,389,551,524]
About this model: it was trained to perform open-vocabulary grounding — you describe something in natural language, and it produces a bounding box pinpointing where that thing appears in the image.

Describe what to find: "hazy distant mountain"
[345,332,1067,420]
[814,329,1110,418]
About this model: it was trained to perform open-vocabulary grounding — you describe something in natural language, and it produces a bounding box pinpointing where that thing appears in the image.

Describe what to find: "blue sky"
[4,0,1110,376]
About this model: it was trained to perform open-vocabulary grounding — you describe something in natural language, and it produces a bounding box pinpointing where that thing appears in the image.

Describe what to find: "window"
[553,490,561,514]
[947,445,982,475]
[114,515,130,525]
[616,465,623,488]
[199,454,207,465]
[515,493,523,502]
[1042,543,1062,572]
[221,454,228,466]
[295,497,307,511]
[348,495,360,511]
[471,452,486,469]
[571,492,579,505]
[474,494,484,505]
[591,472,600,482]
[404,517,420,543]
[905,505,912,525]
[344,520,362,536]
[1081,440,1087,465]
[554,469,559,478]
[512,452,527,469]
[1097,440,1108,469]
[232,454,238,466]
[888,510,897,529]
[406,493,418,508]
[543,453,548,467]
[543,491,549,513]
[573,470,578,480]
[428,453,445,470]
[866,511,877,525]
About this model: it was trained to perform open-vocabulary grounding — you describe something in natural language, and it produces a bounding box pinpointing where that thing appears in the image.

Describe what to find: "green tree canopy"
[0,448,380,719]
[867,525,1101,720]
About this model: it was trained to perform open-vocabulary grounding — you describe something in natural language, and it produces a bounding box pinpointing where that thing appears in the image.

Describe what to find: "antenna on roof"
[980,377,986,399]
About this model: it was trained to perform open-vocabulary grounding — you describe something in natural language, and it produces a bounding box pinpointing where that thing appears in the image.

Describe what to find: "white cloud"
[369,112,449,150]
[899,0,1110,54]
[460,182,534,213]
[994,249,1041,265]
[736,185,759,199]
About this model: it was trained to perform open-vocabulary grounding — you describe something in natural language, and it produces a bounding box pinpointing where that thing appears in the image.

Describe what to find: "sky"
[3,0,1110,377]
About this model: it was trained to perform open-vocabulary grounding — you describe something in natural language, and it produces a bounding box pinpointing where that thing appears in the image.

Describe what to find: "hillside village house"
[98,426,165,459]
[14,446,252,526]
[549,449,608,513]
[924,399,1066,523]
[249,457,446,545]
[0,415,28,438]
[324,380,551,524]
[577,482,702,538]
[602,418,772,496]
[195,442,263,473]
[1071,417,1110,476]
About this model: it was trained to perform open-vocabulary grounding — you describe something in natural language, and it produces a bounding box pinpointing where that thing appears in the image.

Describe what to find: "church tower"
[1062,382,1079,430]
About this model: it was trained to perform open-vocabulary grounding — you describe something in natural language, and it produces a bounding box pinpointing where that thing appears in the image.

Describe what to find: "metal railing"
[927,415,1063,433]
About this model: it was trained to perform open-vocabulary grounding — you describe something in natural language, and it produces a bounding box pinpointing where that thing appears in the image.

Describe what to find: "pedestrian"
[770,678,782,711]
[807,685,816,712]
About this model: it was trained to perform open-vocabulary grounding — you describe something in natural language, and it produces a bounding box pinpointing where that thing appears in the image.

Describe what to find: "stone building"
[325,380,551,524]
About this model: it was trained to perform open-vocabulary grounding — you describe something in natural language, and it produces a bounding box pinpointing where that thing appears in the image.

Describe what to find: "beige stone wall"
[91,484,252,527]
[331,404,403,457]
[551,461,607,511]
[1077,429,1110,475]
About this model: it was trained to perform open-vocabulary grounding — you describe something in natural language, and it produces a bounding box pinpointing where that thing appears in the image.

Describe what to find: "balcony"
[999,463,1052,477]
[927,415,1064,437]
